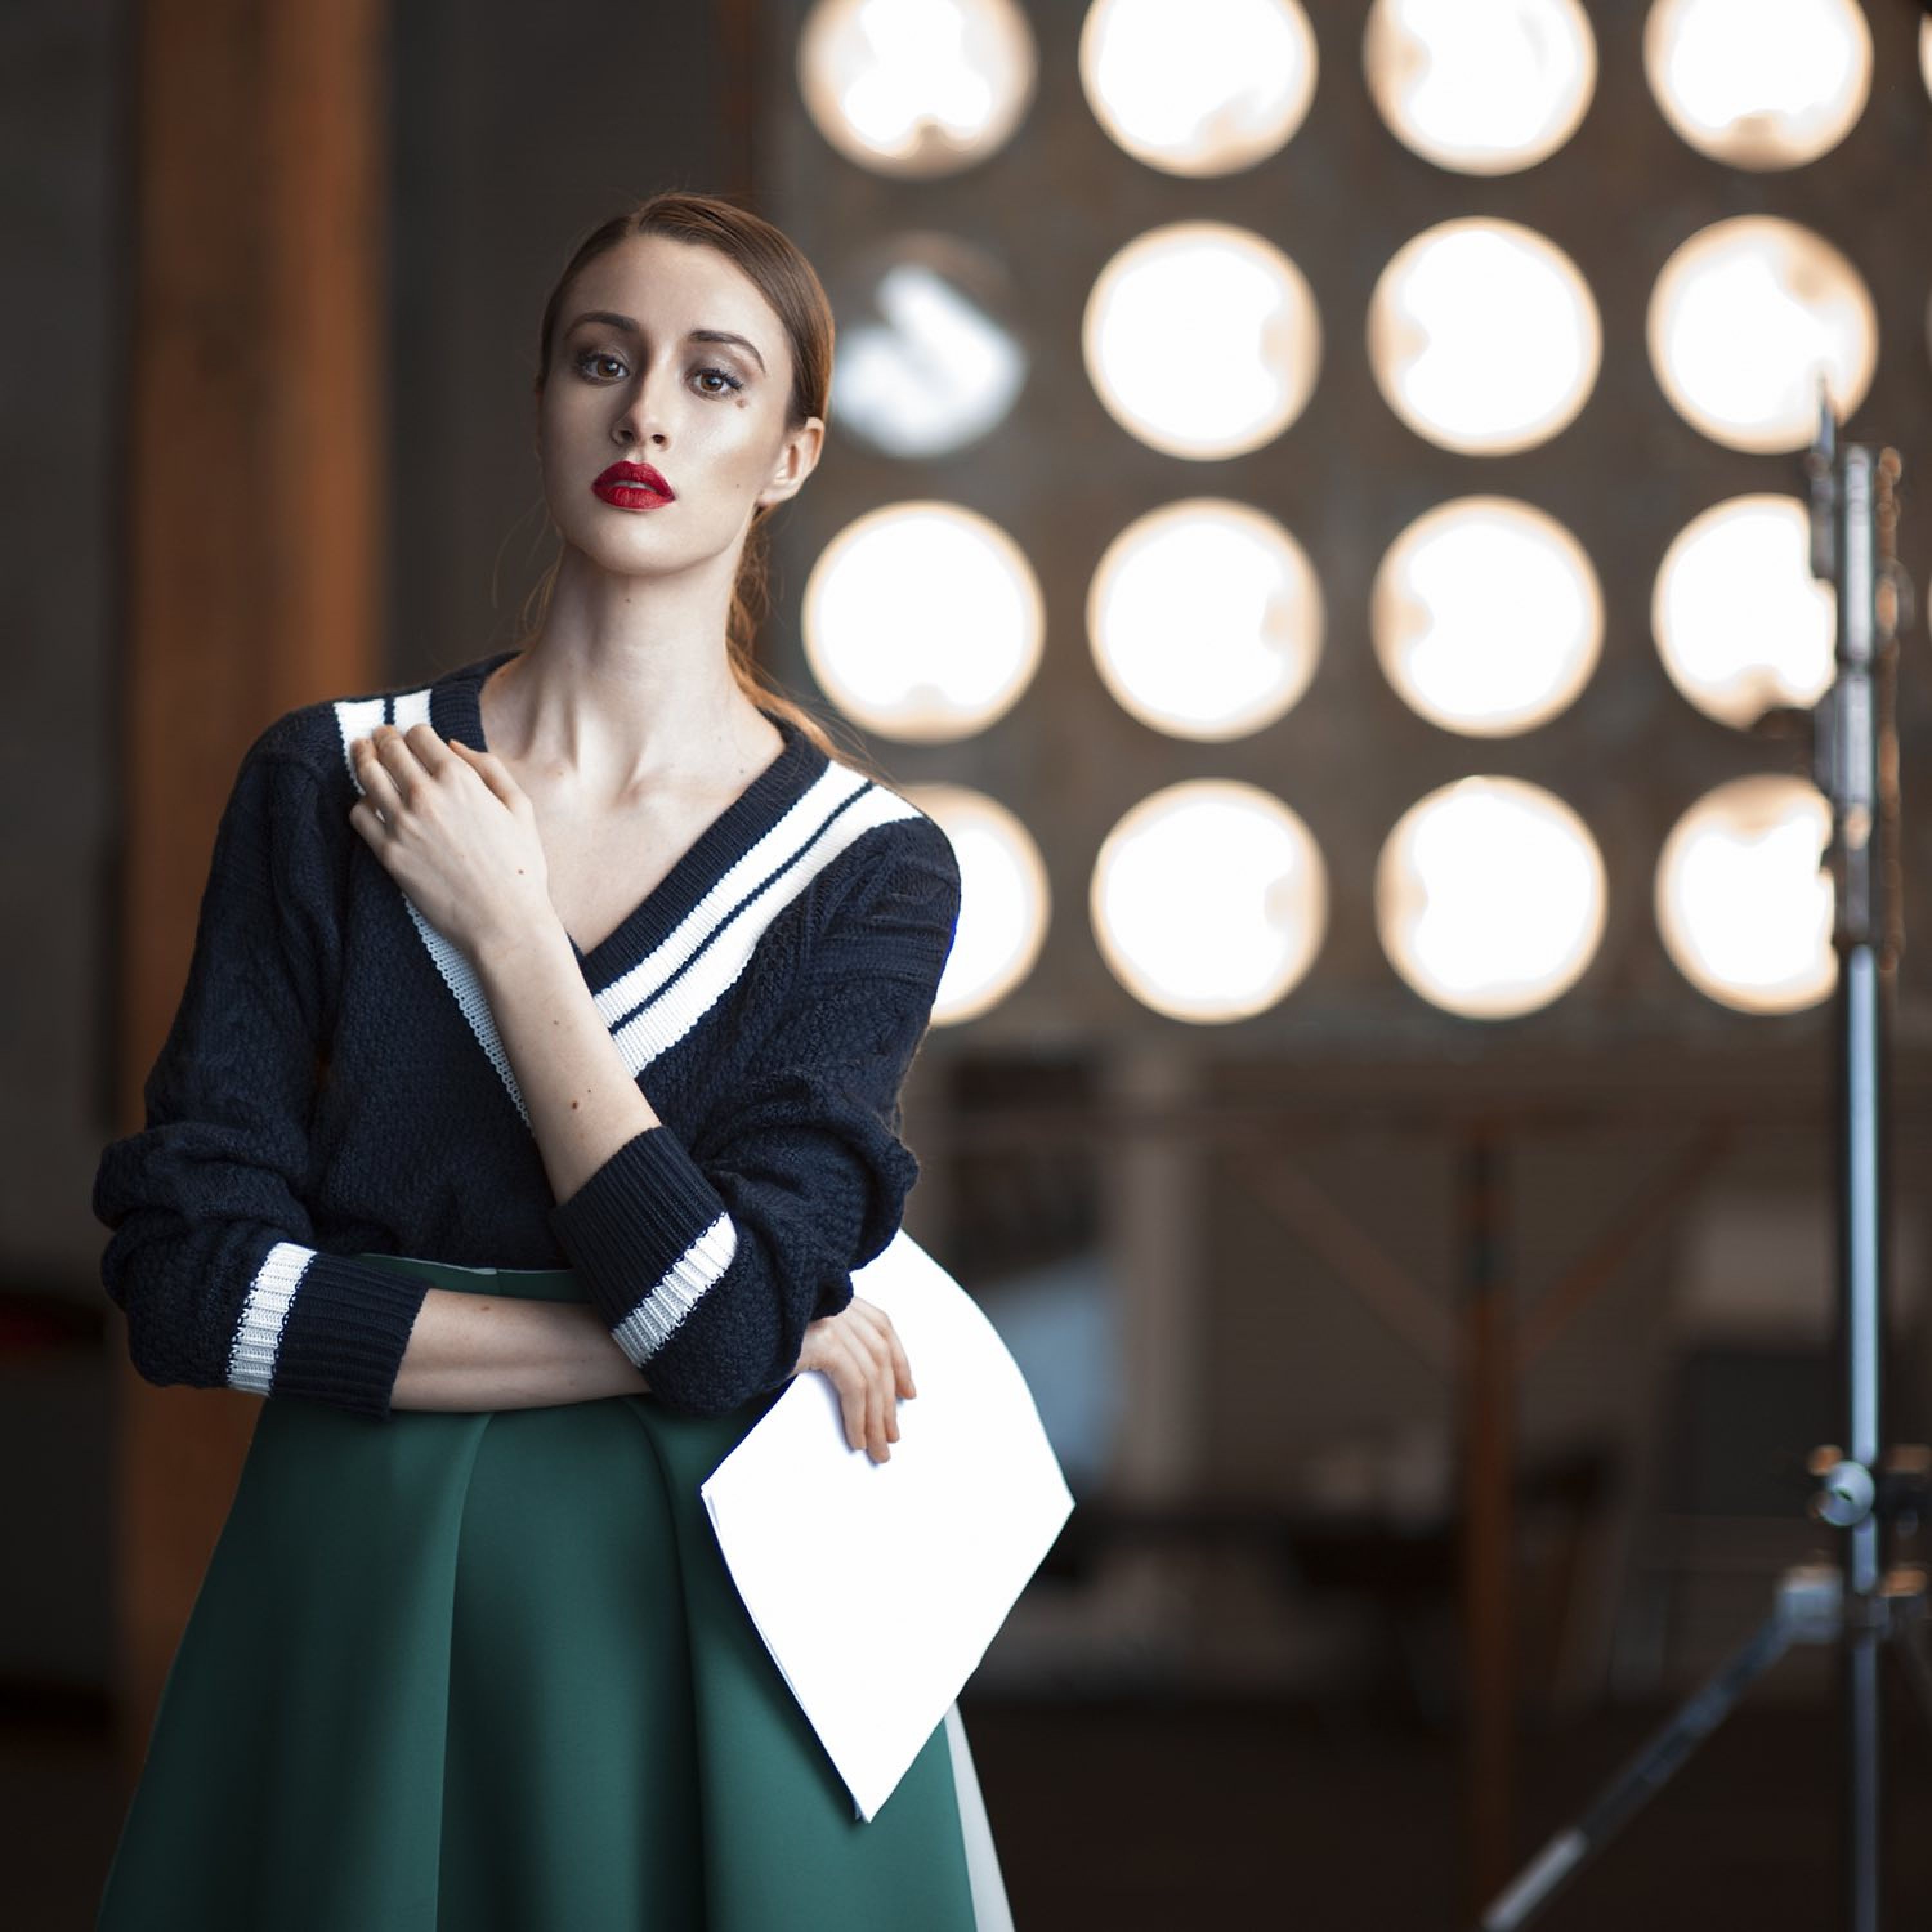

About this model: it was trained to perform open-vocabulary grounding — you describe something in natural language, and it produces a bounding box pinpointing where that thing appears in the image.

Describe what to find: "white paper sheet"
[699,1227,1075,1822]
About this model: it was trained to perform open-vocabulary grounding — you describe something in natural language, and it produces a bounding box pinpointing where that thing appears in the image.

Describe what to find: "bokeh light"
[904,784,1050,1024]
[1084,222,1321,459]
[1647,216,1877,453]
[798,0,1037,176]
[1652,495,1837,728]
[1080,0,1317,176]
[829,234,1027,459]
[1091,781,1328,1022]
[1644,0,1871,169]
[1368,219,1600,453]
[802,502,1043,741]
[1655,775,1835,1012]
[1364,0,1596,176]
[1371,497,1602,735]
[1088,500,1324,741]
[1377,777,1607,1017]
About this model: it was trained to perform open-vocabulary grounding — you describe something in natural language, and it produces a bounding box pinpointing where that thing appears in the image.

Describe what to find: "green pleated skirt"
[98,1254,1003,1931]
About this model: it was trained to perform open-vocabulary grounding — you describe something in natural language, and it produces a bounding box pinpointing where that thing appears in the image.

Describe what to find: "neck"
[483,554,781,804]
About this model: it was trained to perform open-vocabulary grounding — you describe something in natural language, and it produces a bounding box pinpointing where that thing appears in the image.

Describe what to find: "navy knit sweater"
[92,647,961,1423]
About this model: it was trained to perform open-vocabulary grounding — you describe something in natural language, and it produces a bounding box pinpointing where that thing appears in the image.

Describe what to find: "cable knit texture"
[93,648,960,1422]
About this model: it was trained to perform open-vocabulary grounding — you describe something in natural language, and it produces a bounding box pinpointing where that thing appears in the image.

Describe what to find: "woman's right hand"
[793,1296,915,1463]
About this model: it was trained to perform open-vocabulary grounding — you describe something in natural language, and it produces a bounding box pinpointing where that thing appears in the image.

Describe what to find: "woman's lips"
[592,479,673,510]
[592,462,674,510]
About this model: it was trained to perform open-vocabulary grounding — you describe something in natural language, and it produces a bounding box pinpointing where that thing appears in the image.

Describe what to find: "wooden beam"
[116,0,386,1779]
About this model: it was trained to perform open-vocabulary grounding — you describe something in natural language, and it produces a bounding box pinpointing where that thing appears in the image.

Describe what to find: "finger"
[450,739,523,810]
[885,1320,916,1402]
[833,1358,867,1456]
[350,741,405,823]
[347,797,391,848]
[399,719,458,776]
[867,1373,891,1463]
[367,726,421,804]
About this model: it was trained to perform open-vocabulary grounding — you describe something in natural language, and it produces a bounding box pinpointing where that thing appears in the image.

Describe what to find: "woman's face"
[536,232,822,582]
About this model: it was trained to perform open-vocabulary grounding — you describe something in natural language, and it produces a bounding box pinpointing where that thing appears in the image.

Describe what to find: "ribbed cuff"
[547,1126,733,1338]
[270,1253,435,1421]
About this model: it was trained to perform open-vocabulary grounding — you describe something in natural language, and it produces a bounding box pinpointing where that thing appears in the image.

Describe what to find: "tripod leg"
[1477,1609,1792,1931]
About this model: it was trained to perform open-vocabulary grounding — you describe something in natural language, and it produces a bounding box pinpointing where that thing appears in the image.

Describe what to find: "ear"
[756,415,825,512]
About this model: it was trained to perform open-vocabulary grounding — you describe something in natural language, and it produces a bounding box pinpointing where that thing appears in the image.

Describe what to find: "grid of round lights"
[1363,0,1597,176]
[797,0,1037,177]
[1655,775,1835,1012]
[1647,216,1877,453]
[1367,219,1601,455]
[904,784,1051,1025]
[1376,779,1607,1018]
[1371,497,1602,736]
[1087,500,1323,741]
[1079,0,1317,178]
[801,502,1043,742]
[1091,782,1328,1022]
[1651,496,1837,728]
[1083,222,1321,460]
[1644,0,1871,169]
[794,5,1888,1027]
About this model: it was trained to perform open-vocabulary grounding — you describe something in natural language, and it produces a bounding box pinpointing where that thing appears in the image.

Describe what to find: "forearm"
[391,1286,649,1410]
[473,918,665,1206]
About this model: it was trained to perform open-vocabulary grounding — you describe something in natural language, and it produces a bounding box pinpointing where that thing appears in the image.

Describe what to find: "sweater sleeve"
[547,818,961,1416]
[91,735,433,1420]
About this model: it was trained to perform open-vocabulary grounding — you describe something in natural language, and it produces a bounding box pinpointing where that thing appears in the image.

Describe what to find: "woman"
[92,191,1010,1929]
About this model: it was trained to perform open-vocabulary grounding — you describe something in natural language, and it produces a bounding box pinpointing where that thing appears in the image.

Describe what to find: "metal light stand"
[1475,396,1932,1931]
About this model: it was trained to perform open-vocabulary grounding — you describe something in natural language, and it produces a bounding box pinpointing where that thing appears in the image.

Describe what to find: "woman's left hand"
[348,723,555,963]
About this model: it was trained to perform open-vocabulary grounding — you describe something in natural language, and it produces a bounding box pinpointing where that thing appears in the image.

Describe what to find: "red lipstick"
[593,460,675,509]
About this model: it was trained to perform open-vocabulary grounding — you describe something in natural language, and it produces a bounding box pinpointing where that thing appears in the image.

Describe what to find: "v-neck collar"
[430,647,826,990]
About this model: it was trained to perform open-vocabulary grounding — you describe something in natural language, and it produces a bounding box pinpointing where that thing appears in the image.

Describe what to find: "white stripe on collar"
[592,760,873,1026]
[334,693,531,1125]
[331,691,923,1122]
[609,780,920,1075]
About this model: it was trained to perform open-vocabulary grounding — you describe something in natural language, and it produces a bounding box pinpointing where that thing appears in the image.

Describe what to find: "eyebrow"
[564,311,766,374]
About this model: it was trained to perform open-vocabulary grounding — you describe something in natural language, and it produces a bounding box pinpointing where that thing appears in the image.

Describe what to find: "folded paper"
[701,1228,1075,1821]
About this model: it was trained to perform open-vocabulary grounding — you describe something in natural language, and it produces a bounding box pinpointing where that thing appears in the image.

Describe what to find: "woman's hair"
[511,189,878,773]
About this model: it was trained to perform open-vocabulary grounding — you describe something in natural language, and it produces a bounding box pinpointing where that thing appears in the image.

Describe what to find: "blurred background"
[10,0,1932,1924]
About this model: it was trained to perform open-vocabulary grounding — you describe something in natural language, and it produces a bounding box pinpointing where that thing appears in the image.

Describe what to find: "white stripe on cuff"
[227,1239,314,1394]
[610,1213,739,1367]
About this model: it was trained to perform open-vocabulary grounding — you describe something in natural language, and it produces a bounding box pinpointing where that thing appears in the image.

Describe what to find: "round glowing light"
[1377,777,1606,1018]
[829,235,1028,459]
[904,784,1048,1024]
[1083,222,1321,460]
[1088,500,1323,741]
[1368,219,1600,454]
[1372,497,1602,735]
[1653,496,1837,728]
[1645,0,1871,169]
[1364,0,1596,176]
[1656,775,1835,1012]
[1079,0,1317,176]
[1922,21,1931,105]
[1648,217,1877,454]
[1091,781,1327,1022]
[797,0,1037,177]
[802,502,1043,741]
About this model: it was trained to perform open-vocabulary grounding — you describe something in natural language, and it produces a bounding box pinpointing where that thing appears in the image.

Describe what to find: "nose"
[614,362,672,449]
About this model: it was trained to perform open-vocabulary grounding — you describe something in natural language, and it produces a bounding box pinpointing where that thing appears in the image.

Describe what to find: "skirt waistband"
[352,1251,587,1304]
